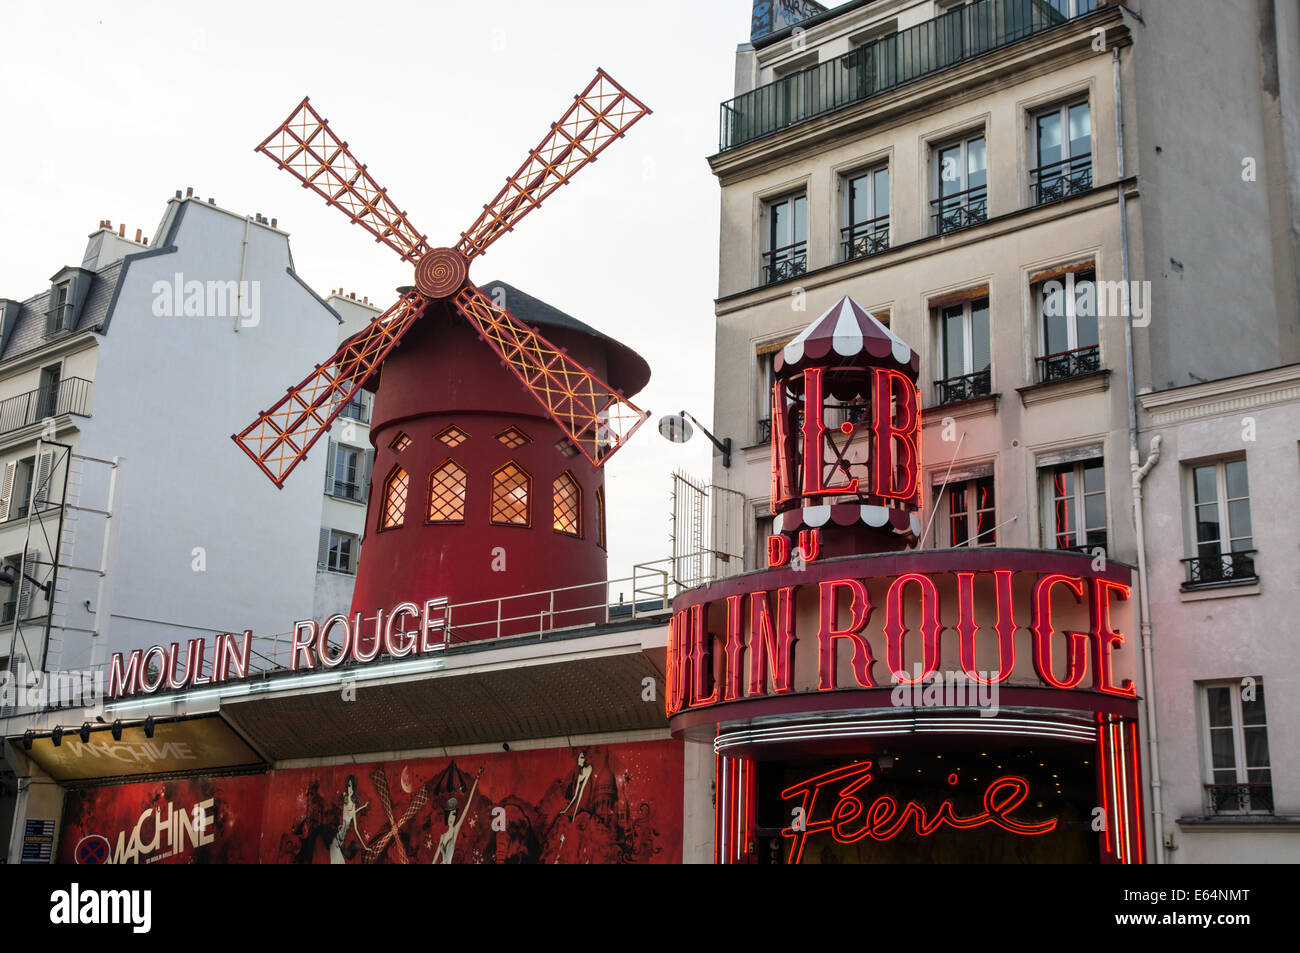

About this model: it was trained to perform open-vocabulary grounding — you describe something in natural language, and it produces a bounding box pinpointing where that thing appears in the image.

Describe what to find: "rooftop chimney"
[135,228,143,243]
[186,187,193,198]
[118,224,125,237]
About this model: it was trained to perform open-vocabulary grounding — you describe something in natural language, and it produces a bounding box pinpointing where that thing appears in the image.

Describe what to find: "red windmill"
[235,70,654,637]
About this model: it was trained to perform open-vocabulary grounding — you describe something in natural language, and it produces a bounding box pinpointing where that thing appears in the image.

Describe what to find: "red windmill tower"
[233,70,652,638]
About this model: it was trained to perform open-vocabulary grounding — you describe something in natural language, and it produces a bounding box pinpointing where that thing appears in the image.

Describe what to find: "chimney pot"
[135,229,143,242]
[119,224,125,237]
[143,238,148,246]
[186,187,193,198]
[175,190,182,199]
[271,218,277,228]
[208,197,215,205]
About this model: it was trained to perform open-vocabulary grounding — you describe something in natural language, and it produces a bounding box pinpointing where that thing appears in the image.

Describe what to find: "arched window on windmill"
[428,459,467,524]
[381,465,409,530]
[553,471,582,537]
[491,462,531,527]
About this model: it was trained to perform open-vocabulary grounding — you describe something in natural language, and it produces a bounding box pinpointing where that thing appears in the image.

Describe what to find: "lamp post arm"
[679,410,732,469]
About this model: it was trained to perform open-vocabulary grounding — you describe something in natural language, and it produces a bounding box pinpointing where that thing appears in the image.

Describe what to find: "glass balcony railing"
[719,0,1104,152]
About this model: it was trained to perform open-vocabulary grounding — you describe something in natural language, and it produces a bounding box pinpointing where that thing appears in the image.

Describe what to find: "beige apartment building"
[707,0,1298,863]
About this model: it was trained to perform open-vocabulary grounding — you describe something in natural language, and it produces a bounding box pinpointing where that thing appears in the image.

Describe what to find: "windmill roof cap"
[480,280,650,398]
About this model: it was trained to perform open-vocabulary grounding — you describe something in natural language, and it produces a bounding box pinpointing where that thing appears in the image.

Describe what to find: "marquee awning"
[775,296,919,376]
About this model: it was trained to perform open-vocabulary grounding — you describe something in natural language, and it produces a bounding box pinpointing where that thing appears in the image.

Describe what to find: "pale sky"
[0,0,773,590]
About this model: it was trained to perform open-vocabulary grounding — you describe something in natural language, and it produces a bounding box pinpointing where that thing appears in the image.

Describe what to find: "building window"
[842,164,890,260]
[553,472,582,537]
[389,432,412,453]
[491,462,531,526]
[931,134,986,234]
[12,457,35,520]
[1031,100,1092,204]
[333,445,361,501]
[554,438,579,459]
[327,531,357,574]
[436,425,468,447]
[934,298,991,405]
[1044,459,1106,552]
[47,283,70,334]
[496,426,531,448]
[38,364,61,419]
[946,476,996,547]
[427,459,467,523]
[1183,459,1256,589]
[381,466,409,530]
[596,487,606,550]
[750,513,775,572]
[763,193,807,284]
[1036,269,1100,382]
[339,391,369,423]
[1202,680,1272,815]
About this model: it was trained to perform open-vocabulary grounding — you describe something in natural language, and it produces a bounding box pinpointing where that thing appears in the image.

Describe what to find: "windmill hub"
[414,246,469,299]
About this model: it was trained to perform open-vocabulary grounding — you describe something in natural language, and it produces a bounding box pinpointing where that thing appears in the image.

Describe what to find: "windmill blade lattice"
[234,70,651,488]
[233,292,427,487]
[453,285,648,467]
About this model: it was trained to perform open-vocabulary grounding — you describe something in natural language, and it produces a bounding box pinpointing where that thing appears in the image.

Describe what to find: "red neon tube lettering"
[1031,574,1089,689]
[955,570,1018,684]
[688,602,718,707]
[801,367,859,498]
[870,367,920,502]
[883,572,942,685]
[747,588,797,696]
[1091,578,1136,697]
[816,578,875,690]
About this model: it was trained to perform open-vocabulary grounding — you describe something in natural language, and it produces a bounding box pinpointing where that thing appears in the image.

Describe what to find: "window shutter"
[361,449,374,500]
[33,452,52,507]
[317,527,331,570]
[0,462,15,522]
[324,439,337,493]
[16,551,36,621]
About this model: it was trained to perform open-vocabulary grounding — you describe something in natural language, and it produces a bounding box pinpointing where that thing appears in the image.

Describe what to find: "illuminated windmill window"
[596,487,606,549]
[427,459,467,523]
[389,431,412,453]
[491,462,531,526]
[496,426,531,449]
[553,472,582,537]
[381,466,409,529]
[436,425,468,448]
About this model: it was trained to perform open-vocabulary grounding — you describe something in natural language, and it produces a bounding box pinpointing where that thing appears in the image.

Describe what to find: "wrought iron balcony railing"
[757,417,772,445]
[719,0,1104,152]
[0,377,92,436]
[1182,549,1258,589]
[1204,782,1273,815]
[332,480,363,502]
[934,369,992,406]
[1031,154,1093,204]
[842,216,890,261]
[932,188,988,234]
[1036,344,1100,383]
[762,241,808,285]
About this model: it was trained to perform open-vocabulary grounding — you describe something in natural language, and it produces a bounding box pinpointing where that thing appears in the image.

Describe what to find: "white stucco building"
[0,192,343,681]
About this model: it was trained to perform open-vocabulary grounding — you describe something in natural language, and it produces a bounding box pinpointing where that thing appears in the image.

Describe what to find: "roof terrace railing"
[720,0,1102,152]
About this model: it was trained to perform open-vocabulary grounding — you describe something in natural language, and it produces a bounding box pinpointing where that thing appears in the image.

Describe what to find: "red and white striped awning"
[775,296,919,377]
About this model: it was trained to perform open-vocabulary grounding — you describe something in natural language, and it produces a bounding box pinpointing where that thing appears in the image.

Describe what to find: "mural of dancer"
[561,751,594,816]
[433,768,481,864]
[330,775,370,864]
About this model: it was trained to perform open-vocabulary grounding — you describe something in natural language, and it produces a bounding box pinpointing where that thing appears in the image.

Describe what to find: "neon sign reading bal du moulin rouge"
[106,597,449,700]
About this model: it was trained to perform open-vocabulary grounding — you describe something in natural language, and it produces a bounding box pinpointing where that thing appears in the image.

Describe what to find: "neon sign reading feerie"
[781,761,1056,864]
[663,560,1137,717]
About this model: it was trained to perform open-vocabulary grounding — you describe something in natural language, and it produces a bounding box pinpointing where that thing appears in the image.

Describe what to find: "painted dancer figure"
[433,769,481,864]
[561,751,595,816]
[330,775,370,864]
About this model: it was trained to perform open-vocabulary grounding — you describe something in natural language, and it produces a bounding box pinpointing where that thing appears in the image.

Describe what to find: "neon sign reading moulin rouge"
[781,761,1056,864]
[665,567,1136,716]
[107,598,449,700]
